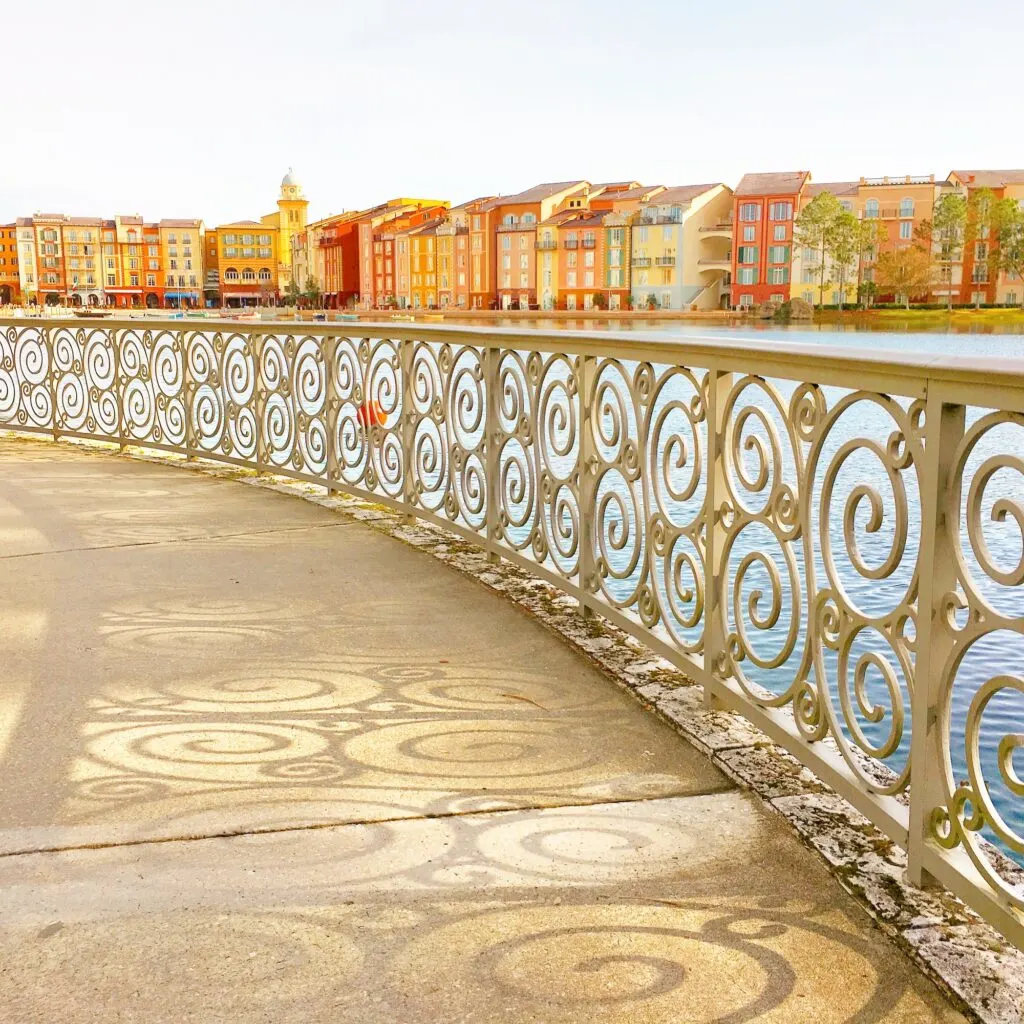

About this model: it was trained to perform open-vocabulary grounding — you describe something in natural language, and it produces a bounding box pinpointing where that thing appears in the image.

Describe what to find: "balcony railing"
[581,238,596,249]
[563,239,578,249]
[700,221,734,233]
[655,256,676,266]
[535,239,558,250]
[632,257,652,267]
[1,314,1023,953]
[497,222,536,232]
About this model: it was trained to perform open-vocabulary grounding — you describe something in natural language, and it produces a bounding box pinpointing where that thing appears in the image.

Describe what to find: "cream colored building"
[631,184,733,310]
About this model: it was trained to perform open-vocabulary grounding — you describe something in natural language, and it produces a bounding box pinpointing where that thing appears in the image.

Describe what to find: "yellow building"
[159,219,204,307]
[790,182,860,307]
[215,220,279,306]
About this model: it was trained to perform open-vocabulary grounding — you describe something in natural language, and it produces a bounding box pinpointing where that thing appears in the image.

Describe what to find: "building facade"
[730,171,810,308]
[0,223,19,303]
[790,181,859,307]
[632,184,733,311]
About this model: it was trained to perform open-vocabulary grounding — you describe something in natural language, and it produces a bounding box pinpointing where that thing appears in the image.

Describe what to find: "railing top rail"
[3,315,1024,394]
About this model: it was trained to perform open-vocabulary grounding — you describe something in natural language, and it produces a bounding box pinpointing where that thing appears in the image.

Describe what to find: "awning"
[164,291,200,299]
[105,287,143,294]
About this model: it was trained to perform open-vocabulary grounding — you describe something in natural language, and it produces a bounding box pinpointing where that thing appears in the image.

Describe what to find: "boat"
[336,313,360,322]
[390,314,415,322]
[73,309,112,318]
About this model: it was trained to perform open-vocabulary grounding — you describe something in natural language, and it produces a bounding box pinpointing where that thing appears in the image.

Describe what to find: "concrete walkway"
[0,436,963,1022]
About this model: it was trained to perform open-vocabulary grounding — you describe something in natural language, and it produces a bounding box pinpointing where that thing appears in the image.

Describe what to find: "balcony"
[632,256,652,267]
[497,221,536,232]
[563,239,578,249]
[655,256,676,266]
[581,238,596,249]
[0,314,1018,1021]
[535,239,558,250]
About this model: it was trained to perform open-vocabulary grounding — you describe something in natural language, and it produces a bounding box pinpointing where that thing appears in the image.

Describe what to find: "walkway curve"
[0,436,964,1022]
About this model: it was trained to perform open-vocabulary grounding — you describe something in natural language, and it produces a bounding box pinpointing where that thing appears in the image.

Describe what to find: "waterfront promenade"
[0,436,964,1022]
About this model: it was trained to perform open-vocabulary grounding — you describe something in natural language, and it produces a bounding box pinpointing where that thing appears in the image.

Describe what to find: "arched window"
[522,213,536,224]
[865,199,880,218]
[258,267,272,281]
[900,198,915,217]
[242,268,255,281]
[224,267,239,281]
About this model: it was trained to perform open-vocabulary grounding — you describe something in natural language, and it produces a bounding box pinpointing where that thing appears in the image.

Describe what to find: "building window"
[766,267,789,285]
[258,268,272,281]
[767,245,790,264]
[773,225,786,241]
[768,202,793,220]
[900,198,915,217]
[899,221,913,240]
[736,268,758,285]
[865,199,879,218]
[742,226,755,242]
[739,203,760,222]
[737,246,758,264]
[739,294,754,307]
[502,236,511,250]
[224,268,239,281]
[567,271,577,287]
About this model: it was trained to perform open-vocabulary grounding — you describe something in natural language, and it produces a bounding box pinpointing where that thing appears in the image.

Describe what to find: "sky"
[1,0,1018,226]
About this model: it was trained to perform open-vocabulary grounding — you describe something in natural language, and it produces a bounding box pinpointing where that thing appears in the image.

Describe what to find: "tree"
[874,245,932,309]
[964,188,999,308]
[303,275,322,309]
[921,192,968,310]
[794,191,842,308]
[992,197,1024,307]
[827,211,858,309]
[855,218,887,308]
[283,279,302,307]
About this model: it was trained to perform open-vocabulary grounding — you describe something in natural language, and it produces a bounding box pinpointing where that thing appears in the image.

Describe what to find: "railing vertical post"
[907,386,965,887]
[578,352,597,619]
[324,334,338,493]
[400,336,416,523]
[484,344,501,564]
[113,327,125,451]
[253,332,268,475]
[703,366,734,710]
[183,330,196,461]
[45,322,58,443]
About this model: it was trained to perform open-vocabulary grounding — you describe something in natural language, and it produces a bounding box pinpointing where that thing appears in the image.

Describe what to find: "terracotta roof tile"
[950,169,1024,188]
[735,171,810,196]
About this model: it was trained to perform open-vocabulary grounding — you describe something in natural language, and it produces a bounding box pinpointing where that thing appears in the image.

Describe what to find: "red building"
[949,170,1024,305]
[730,171,810,309]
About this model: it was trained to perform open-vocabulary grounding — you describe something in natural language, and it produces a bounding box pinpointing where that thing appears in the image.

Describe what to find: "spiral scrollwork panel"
[929,411,1024,911]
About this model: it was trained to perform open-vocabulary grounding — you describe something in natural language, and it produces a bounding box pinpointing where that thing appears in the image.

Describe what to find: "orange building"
[32,214,69,304]
[491,181,588,310]
[554,211,619,310]
[0,223,20,304]
[855,174,939,302]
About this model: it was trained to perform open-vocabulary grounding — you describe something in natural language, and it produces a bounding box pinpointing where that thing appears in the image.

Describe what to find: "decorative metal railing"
[1,316,1023,947]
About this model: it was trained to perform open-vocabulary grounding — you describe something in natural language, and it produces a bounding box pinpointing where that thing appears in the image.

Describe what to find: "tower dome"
[281,167,298,188]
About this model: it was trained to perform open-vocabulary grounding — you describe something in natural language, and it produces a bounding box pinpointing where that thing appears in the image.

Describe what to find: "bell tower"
[277,168,309,280]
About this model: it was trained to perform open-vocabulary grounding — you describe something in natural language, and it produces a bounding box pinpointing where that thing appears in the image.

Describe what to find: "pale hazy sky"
[1,0,1016,226]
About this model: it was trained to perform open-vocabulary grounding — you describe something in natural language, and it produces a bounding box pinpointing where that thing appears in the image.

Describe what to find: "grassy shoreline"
[814,306,1024,328]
